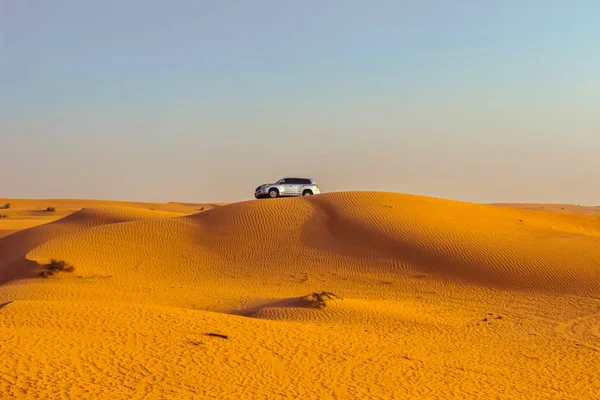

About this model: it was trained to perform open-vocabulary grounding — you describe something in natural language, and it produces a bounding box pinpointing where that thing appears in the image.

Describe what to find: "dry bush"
[40,259,75,278]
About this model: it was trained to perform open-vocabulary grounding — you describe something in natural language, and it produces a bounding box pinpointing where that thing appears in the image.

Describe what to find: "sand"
[0,193,598,399]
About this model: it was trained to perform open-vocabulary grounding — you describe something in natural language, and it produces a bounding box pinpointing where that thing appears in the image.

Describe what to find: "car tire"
[302,190,313,196]
[268,188,279,198]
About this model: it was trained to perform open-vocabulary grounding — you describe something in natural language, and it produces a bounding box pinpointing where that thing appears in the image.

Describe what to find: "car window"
[278,178,311,184]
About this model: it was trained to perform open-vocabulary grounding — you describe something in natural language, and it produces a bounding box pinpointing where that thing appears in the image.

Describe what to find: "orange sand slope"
[0,198,218,239]
[0,192,599,399]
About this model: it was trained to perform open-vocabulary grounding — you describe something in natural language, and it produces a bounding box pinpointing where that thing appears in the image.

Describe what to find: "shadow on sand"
[0,257,41,287]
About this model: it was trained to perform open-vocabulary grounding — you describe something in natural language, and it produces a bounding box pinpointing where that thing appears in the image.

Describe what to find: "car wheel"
[302,190,313,196]
[269,188,279,198]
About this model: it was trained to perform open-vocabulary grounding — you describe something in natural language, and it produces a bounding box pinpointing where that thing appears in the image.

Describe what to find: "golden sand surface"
[0,193,598,399]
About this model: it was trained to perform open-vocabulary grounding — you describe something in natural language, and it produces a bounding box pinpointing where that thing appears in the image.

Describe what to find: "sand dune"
[0,206,190,285]
[0,192,598,398]
[0,198,213,239]
[25,192,598,293]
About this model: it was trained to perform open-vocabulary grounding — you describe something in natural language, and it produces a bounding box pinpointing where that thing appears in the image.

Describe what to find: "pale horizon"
[2,1,599,205]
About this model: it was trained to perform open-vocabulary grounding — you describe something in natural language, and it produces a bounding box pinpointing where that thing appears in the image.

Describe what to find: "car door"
[298,178,312,195]
[280,178,297,196]
[289,178,303,196]
[278,178,294,196]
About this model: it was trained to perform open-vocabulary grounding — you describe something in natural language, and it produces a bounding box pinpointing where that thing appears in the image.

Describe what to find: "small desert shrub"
[49,259,75,272]
[40,259,75,278]
[46,206,56,212]
[2,203,9,209]
[0,214,7,218]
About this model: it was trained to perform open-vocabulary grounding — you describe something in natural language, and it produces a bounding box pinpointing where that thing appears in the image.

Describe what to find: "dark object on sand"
[205,333,229,339]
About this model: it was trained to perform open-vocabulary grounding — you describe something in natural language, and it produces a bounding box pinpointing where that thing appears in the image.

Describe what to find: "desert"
[0,192,598,399]
[3,3,599,398]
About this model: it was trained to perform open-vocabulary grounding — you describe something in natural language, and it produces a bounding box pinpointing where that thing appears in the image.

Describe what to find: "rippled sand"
[0,193,598,399]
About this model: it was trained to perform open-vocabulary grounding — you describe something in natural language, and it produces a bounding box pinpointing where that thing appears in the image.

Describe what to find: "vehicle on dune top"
[254,178,320,199]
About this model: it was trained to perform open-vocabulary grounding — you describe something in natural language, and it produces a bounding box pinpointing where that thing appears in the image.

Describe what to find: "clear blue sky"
[1,1,599,204]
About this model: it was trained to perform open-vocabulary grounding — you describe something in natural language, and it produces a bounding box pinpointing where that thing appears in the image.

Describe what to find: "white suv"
[255,178,320,199]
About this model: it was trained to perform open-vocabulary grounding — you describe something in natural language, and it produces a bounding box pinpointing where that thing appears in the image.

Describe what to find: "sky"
[1,1,599,204]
